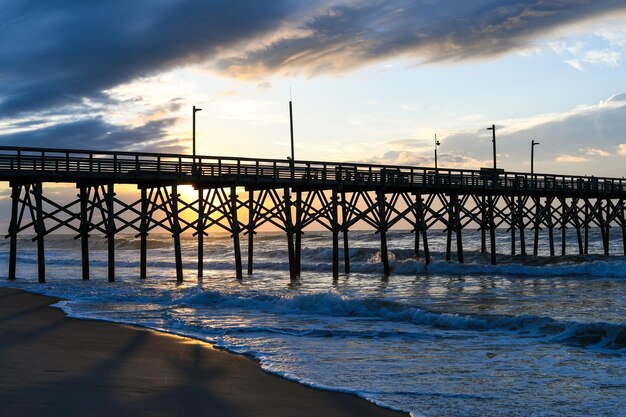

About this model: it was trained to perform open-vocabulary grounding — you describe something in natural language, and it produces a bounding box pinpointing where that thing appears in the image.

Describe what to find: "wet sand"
[0,287,408,417]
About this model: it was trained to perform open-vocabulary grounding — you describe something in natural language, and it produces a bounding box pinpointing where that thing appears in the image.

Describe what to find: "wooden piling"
[445,198,452,262]
[510,197,516,256]
[620,199,626,256]
[518,195,526,256]
[295,191,302,276]
[332,189,339,279]
[454,194,464,263]
[481,195,487,253]
[547,197,555,257]
[140,187,148,279]
[341,191,350,274]
[198,188,204,278]
[171,184,184,282]
[8,183,19,280]
[415,193,430,265]
[79,185,90,280]
[561,198,566,256]
[533,197,540,256]
[247,189,255,275]
[34,182,46,283]
[488,194,496,265]
[377,191,390,276]
[231,186,243,280]
[598,200,610,256]
[106,183,115,283]
[575,207,584,255]
[284,188,297,281]
[584,201,589,255]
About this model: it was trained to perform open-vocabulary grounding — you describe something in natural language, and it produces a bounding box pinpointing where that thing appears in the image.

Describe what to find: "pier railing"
[0,146,623,196]
[3,145,626,283]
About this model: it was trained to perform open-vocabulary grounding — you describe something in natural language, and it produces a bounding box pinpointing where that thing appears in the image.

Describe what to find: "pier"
[2,145,625,283]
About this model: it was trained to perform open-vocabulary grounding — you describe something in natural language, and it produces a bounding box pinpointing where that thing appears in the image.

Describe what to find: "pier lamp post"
[531,140,540,175]
[486,124,497,171]
[192,105,202,160]
[289,100,295,162]
[434,134,441,171]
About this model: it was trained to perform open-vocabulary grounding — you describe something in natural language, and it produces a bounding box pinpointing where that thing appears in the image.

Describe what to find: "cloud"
[555,155,588,162]
[436,94,626,176]
[2,0,626,119]
[565,48,622,71]
[583,147,610,157]
[0,0,297,117]
[217,0,626,77]
[0,117,183,153]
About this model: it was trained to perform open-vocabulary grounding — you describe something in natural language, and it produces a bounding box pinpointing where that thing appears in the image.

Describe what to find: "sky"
[1,0,626,179]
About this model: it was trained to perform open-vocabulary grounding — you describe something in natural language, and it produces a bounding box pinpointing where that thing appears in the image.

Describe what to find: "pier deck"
[2,146,625,282]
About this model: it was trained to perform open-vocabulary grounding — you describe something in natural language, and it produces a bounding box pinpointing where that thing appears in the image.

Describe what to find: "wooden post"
[332,189,339,279]
[34,182,46,283]
[106,183,115,283]
[295,191,302,275]
[417,194,430,265]
[621,199,626,256]
[140,187,148,279]
[8,183,20,280]
[601,200,609,255]
[445,195,452,262]
[547,197,555,257]
[584,200,589,255]
[575,202,584,255]
[414,200,420,260]
[377,191,390,276]
[247,189,255,275]
[231,186,243,280]
[198,188,204,278]
[561,198,567,256]
[171,185,184,282]
[481,195,486,253]
[488,194,496,265]
[534,197,540,256]
[341,191,350,273]
[79,185,90,280]
[518,195,526,256]
[510,197,516,256]
[454,194,464,263]
[284,188,297,281]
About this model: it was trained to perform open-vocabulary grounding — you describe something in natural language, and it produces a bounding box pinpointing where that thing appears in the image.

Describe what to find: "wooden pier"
[2,146,626,283]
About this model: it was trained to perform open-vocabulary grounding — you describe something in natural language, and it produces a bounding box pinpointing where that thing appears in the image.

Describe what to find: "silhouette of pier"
[2,146,625,283]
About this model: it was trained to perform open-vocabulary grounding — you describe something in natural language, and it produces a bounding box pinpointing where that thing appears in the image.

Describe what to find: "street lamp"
[192,105,202,160]
[434,133,441,171]
[289,100,295,162]
[531,140,540,175]
[486,124,497,171]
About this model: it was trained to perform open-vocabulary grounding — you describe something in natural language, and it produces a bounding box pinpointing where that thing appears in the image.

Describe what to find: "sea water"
[0,229,625,417]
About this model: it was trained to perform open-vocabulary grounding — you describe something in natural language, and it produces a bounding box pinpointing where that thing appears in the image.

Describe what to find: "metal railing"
[0,146,624,195]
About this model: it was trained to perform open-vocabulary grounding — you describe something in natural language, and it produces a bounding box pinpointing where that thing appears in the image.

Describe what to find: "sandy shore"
[0,287,408,417]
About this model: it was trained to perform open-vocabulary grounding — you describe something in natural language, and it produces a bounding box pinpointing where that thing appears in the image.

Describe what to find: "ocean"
[1,229,625,417]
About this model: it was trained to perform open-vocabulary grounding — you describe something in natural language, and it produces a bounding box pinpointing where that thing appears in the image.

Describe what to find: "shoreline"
[0,287,408,417]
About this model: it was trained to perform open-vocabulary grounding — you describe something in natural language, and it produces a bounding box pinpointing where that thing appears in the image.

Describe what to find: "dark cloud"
[0,117,183,153]
[2,1,624,120]
[0,0,296,116]
[218,0,626,76]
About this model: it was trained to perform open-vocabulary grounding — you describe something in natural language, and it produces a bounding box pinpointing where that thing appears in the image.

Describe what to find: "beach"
[1,231,625,416]
[0,287,407,417]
